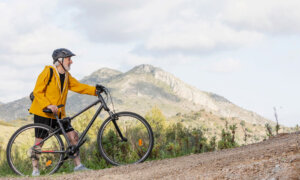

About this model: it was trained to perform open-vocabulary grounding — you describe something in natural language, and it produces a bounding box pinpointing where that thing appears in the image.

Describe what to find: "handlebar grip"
[43,104,64,113]
[96,84,106,93]
[57,104,64,108]
[43,109,52,113]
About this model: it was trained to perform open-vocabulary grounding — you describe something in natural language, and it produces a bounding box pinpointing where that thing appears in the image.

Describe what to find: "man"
[29,48,96,176]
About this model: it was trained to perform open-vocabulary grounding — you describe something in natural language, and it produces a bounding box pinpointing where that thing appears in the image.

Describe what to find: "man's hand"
[96,84,106,93]
[47,105,58,114]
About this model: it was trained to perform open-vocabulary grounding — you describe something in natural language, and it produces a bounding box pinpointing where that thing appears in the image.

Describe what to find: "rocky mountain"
[0,64,273,126]
[0,97,31,121]
[81,68,122,83]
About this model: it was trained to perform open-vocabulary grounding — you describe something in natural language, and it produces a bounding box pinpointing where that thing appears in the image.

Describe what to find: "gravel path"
[2,132,300,180]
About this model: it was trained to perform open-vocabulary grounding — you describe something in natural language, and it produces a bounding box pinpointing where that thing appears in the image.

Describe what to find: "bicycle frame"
[34,92,122,156]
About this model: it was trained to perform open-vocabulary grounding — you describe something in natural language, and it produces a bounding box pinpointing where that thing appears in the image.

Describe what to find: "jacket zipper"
[52,65,68,116]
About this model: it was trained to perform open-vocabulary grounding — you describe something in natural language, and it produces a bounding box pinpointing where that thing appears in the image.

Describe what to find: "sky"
[0,0,299,127]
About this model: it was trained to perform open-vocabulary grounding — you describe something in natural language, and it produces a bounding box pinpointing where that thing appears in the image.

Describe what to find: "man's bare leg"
[32,138,43,171]
[67,131,81,166]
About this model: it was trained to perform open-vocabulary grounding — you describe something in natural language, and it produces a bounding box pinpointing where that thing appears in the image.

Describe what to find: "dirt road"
[4,132,300,180]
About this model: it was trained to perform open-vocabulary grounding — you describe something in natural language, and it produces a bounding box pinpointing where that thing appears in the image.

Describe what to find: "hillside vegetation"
[0,107,296,177]
[3,131,299,179]
[0,122,18,147]
[169,109,293,145]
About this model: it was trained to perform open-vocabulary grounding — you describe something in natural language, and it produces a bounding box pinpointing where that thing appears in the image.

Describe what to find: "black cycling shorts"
[34,114,74,139]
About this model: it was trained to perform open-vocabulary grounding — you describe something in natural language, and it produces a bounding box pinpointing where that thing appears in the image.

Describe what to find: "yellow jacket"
[29,65,96,119]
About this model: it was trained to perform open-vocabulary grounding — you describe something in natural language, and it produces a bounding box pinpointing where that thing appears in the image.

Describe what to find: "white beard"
[54,61,60,66]
[54,60,71,71]
[64,65,71,71]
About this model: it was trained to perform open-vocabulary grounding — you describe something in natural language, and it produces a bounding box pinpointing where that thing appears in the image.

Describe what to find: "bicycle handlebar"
[42,84,108,114]
[96,84,107,93]
[43,104,64,113]
[96,84,108,97]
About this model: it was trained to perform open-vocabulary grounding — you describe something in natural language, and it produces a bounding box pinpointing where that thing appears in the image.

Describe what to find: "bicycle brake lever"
[104,88,108,96]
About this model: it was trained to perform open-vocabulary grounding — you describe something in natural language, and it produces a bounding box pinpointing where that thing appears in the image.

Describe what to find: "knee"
[69,131,79,143]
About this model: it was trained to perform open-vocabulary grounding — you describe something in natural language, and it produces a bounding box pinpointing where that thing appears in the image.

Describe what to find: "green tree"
[145,107,167,159]
[145,106,167,140]
[217,127,238,150]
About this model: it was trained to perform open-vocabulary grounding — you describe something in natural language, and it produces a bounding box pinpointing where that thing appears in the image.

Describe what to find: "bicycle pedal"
[63,156,69,161]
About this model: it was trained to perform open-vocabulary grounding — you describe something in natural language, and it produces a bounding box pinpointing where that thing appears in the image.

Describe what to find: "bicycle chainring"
[67,145,80,159]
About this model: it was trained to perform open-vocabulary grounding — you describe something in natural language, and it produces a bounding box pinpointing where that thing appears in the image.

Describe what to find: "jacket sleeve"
[68,73,96,96]
[33,67,52,109]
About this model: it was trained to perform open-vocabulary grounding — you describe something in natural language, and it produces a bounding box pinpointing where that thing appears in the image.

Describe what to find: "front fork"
[109,112,127,142]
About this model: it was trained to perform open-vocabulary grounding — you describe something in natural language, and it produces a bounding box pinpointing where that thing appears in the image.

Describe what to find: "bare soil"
[3,132,300,180]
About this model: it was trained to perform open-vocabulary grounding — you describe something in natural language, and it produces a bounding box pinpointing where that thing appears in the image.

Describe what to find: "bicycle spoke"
[7,124,64,176]
[99,112,153,165]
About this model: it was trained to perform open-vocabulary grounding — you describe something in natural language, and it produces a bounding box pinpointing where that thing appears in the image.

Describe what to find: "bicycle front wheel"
[6,123,64,176]
[97,112,154,165]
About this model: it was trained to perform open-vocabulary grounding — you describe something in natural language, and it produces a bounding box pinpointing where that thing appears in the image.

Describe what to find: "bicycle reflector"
[46,160,52,167]
[138,139,143,146]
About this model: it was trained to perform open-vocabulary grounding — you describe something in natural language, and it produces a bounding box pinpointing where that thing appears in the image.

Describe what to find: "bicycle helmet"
[52,48,76,63]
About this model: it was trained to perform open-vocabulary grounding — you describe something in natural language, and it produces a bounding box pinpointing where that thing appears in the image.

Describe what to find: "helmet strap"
[58,58,68,73]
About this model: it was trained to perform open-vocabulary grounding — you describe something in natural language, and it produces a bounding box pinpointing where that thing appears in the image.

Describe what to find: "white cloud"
[65,0,266,56]
[1,0,300,61]
[66,0,182,41]
[143,21,263,55]
[0,0,299,105]
[207,58,242,73]
[2,0,299,61]
[0,65,37,102]
[221,0,300,34]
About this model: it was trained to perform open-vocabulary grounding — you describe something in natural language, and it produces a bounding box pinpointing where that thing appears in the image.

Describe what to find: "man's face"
[63,57,73,71]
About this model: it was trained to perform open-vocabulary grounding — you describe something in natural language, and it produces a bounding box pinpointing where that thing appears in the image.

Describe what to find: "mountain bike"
[6,85,154,176]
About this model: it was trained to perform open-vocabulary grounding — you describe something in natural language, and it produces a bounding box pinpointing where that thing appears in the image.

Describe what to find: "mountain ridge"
[81,67,123,83]
[0,64,273,127]
[119,64,270,125]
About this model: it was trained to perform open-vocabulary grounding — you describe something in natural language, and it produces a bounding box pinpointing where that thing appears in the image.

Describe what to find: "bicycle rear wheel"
[97,112,154,165]
[6,124,64,176]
